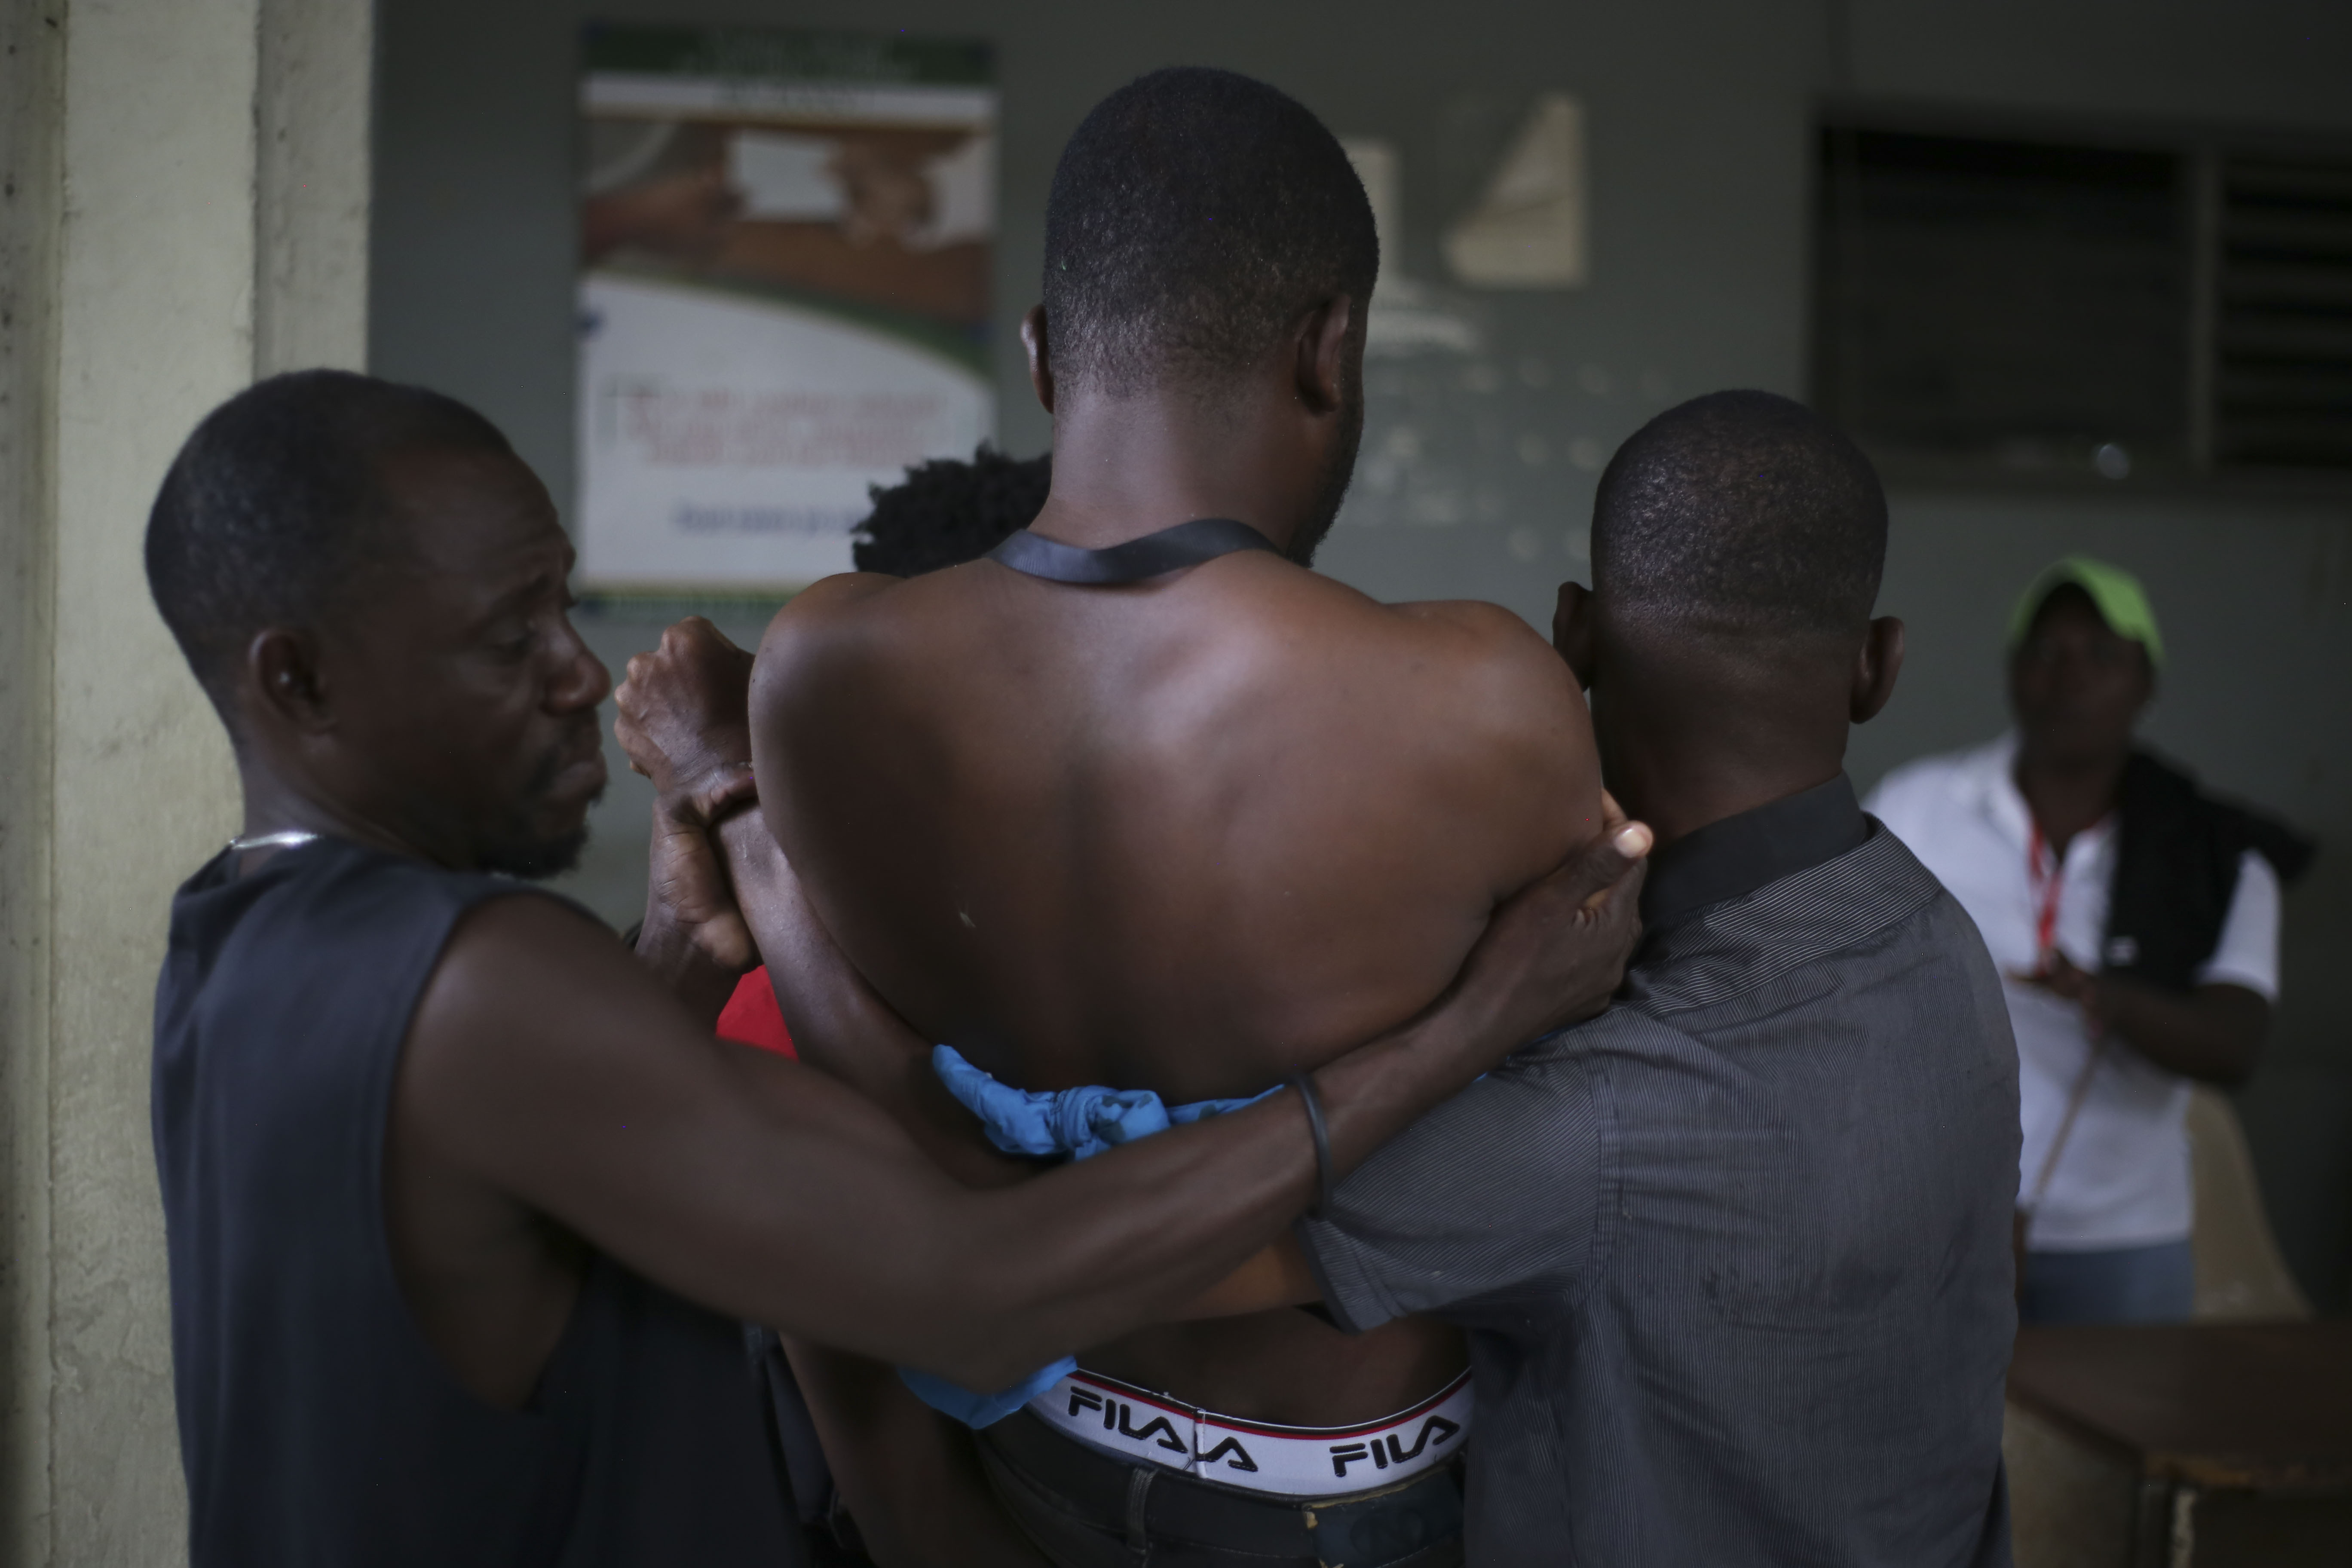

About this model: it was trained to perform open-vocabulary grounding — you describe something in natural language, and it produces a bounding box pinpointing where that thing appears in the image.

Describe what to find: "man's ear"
[1553,581,1599,690]
[1021,305,1056,415]
[1851,616,1905,724]
[247,627,335,734]
[1291,295,1353,415]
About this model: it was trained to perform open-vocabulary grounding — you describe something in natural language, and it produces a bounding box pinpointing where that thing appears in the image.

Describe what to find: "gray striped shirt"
[1300,777,2019,1565]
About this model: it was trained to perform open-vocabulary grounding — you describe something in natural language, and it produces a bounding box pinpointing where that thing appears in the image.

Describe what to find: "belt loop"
[1123,1464,1155,1562]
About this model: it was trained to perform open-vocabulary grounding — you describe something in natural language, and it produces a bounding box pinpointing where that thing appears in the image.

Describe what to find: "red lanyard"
[2026,821,2064,968]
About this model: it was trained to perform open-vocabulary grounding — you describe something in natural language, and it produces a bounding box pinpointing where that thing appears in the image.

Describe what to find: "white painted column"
[0,1,371,1561]
[0,0,67,1557]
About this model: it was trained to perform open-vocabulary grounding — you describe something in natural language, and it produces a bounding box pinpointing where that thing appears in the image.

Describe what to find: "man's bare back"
[753,541,1602,1423]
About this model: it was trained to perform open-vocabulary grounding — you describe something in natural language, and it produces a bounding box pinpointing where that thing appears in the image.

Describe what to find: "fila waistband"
[1025,1366,1472,1499]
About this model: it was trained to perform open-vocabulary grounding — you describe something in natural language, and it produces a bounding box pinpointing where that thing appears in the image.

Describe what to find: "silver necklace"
[227,829,320,854]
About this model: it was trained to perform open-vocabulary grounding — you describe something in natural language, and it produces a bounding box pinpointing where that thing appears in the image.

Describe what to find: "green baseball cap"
[2007,555,2165,668]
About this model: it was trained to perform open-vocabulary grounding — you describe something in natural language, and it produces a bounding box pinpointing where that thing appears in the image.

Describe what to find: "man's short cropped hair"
[145,369,511,710]
[1592,391,1887,642]
[852,446,1050,577]
[1042,67,1378,398]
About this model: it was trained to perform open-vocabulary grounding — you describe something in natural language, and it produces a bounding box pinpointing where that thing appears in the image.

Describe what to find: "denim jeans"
[2019,1239,2196,1324]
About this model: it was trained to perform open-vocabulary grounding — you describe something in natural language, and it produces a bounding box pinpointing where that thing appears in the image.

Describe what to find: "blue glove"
[896,1047,1280,1427]
[931,1044,1275,1162]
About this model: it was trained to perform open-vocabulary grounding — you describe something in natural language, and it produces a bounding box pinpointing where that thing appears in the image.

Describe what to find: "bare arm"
[2022,955,2269,1087]
[609,613,1093,1184]
[404,805,1645,1393]
[703,797,1031,1187]
[677,816,1042,1565]
[1170,775,1646,1325]
[1180,1231,1323,1317]
[2101,980,2269,1086]
[411,893,1302,1389]
[630,768,763,1030]
[781,1338,1049,1567]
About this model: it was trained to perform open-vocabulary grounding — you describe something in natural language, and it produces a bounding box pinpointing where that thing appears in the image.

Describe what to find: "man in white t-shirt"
[1868,556,2310,1323]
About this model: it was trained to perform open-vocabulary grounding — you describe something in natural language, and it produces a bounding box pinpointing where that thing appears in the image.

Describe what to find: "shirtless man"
[620,68,1607,1564]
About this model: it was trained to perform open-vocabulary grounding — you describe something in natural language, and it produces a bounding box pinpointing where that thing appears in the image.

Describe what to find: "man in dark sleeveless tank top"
[142,371,1648,1566]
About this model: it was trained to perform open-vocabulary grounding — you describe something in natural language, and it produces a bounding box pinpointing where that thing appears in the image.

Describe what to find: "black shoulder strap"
[987,517,1278,585]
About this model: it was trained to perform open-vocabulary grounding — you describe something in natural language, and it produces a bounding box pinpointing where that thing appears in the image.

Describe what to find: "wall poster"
[576,25,996,593]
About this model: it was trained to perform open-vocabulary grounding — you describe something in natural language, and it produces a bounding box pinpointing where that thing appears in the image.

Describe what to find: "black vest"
[151,838,804,1567]
[2105,750,2316,993]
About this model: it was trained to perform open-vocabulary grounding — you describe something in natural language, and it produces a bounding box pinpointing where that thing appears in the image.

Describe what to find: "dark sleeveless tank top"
[150,837,804,1567]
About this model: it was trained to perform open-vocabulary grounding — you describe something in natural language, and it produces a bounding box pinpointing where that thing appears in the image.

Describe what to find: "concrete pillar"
[0,1,371,1561]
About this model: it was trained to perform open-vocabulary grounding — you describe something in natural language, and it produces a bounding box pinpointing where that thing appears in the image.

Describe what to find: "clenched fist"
[618,618,763,980]
[614,616,757,798]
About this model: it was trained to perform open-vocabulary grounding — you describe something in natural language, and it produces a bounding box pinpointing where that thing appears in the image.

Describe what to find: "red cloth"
[716,966,796,1058]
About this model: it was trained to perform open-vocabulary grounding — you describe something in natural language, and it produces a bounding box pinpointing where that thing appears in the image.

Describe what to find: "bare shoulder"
[754,570,903,655]
[1201,566,1590,763]
[746,569,910,723]
[1406,601,1602,882]
[1248,576,1602,876]
[1386,596,1582,697]
[407,892,666,1086]
[402,890,882,1192]
[1317,586,1591,760]
[401,889,799,1176]
[431,885,631,977]
[1393,598,1595,805]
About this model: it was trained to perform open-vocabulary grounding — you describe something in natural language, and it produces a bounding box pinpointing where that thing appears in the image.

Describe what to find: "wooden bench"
[2006,1323,2352,1567]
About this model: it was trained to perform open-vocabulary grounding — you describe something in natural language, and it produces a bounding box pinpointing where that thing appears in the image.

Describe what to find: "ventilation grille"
[2214,153,2352,472]
[1815,116,2352,487]
[1814,129,2188,475]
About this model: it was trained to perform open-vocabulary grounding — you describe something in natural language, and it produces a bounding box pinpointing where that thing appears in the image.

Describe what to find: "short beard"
[478,823,591,881]
[1284,380,1365,568]
[478,730,600,880]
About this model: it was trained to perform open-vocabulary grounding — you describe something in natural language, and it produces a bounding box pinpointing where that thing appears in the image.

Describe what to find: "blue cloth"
[895,1047,1278,1427]
[932,1044,1278,1160]
[2019,1240,2195,1324]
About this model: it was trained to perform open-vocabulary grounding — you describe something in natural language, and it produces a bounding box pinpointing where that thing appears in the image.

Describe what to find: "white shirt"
[1866,736,2280,1250]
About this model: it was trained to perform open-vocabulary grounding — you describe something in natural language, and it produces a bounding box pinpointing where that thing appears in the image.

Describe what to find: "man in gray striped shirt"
[1285,392,2019,1563]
